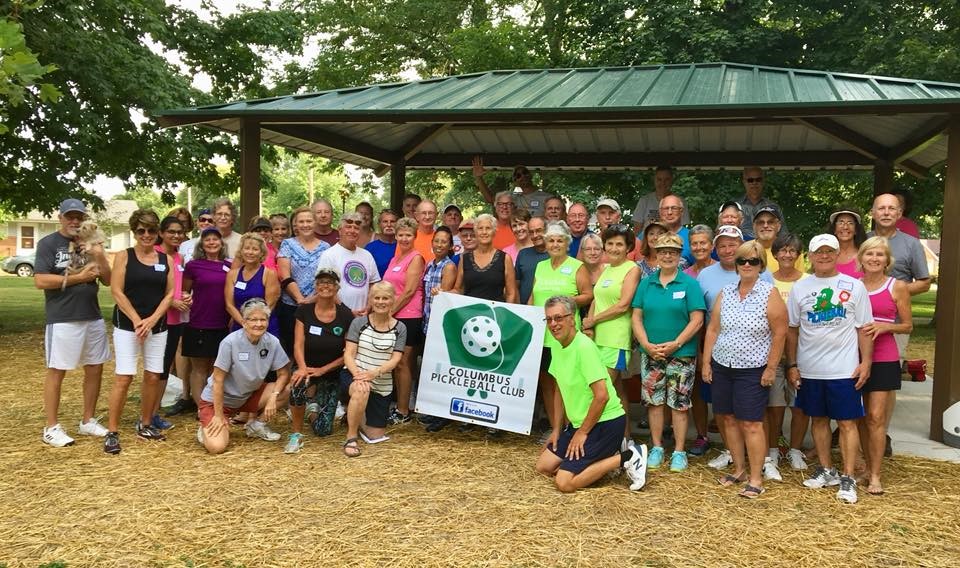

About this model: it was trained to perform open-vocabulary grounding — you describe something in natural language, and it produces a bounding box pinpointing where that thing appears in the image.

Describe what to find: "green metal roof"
[156,62,960,175]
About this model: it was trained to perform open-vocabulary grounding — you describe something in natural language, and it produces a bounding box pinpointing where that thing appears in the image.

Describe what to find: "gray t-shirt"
[346,316,407,396]
[631,191,690,227]
[866,230,929,283]
[34,231,102,324]
[201,329,289,408]
[513,190,554,217]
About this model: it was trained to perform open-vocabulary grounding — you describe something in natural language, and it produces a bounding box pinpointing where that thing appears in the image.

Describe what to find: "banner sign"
[416,292,546,434]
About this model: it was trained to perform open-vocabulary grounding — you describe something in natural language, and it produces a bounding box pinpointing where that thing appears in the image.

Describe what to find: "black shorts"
[550,415,626,474]
[161,323,184,380]
[862,361,902,392]
[181,326,228,359]
[539,347,552,374]
[339,368,392,428]
[397,317,424,348]
[710,361,768,422]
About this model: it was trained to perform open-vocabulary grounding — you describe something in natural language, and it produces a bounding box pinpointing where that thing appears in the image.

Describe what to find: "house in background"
[1,199,139,258]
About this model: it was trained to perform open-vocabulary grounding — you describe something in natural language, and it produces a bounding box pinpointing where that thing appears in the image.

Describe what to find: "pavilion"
[155,62,960,443]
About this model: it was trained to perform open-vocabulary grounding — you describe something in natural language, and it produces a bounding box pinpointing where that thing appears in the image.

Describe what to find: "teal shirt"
[631,269,706,358]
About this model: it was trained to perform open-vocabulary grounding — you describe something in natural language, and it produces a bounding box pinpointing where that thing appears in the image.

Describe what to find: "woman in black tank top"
[454,214,518,303]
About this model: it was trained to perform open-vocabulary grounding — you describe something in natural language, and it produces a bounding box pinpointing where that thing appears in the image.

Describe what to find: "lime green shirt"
[592,261,635,350]
[548,332,626,428]
[532,256,583,348]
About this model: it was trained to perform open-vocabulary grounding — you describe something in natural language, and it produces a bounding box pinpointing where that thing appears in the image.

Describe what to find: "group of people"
[37,163,930,504]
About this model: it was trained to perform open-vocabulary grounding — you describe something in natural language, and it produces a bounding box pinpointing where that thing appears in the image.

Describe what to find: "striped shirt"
[346,316,407,396]
[422,256,454,333]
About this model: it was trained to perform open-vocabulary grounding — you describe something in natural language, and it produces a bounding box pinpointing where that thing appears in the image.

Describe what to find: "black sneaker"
[136,422,166,441]
[164,397,197,417]
[103,431,121,454]
[387,410,411,425]
[425,418,450,433]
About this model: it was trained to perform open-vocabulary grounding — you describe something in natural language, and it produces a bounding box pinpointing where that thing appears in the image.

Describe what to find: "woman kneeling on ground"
[341,282,406,457]
[197,299,291,454]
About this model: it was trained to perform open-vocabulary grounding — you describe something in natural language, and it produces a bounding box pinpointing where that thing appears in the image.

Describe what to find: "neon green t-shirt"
[532,256,583,348]
[592,261,635,350]
[548,332,625,428]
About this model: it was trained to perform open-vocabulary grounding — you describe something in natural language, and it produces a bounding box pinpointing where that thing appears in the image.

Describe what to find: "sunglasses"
[735,257,762,266]
[198,216,214,223]
[135,227,159,236]
[745,177,764,183]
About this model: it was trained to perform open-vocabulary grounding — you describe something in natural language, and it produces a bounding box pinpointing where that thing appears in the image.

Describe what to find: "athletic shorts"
[161,324,184,380]
[550,415,627,474]
[181,326,228,359]
[198,382,268,426]
[339,368,391,428]
[861,361,902,393]
[44,319,111,370]
[710,361,768,422]
[113,327,168,375]
[597,346,630,371]
[795,378,865,421]
[397,317,424,348]
[767,365,796,407]
[639,354,695,411]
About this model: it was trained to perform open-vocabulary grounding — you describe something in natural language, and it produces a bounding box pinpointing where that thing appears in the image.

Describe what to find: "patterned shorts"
[639,353,696,411]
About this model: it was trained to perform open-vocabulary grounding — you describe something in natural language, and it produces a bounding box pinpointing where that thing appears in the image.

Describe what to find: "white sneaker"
[836,475,858,504]
[335,403,346,420]
[245,420,281,441]
[762,456,783,482]
[787,448,808,470]
[196,425,205,445]
[707,449,732,470]
[42,424,75,447]
[625,444,648,491]
[78,417,108,437]
[803,466,840,489]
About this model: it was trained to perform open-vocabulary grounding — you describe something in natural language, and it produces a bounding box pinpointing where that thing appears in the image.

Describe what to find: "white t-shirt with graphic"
[787,273,873,380]
[315,244,381,312]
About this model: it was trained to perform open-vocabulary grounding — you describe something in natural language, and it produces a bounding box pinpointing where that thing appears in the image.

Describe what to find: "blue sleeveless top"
[231,264,280,336]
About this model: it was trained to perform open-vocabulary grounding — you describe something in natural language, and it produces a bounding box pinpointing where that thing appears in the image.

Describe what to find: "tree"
[0,1,60,135]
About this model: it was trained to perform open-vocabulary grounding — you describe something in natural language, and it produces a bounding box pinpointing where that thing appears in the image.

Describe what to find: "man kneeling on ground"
[535,295,647,492]
[198,299,291,454]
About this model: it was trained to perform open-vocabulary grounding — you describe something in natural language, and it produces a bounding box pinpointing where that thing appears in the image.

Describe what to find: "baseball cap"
[809,234,840,252]
[718,200,742,214]
[314,268,340,283]
[713,225,744,243]
[653,233,684,250]
[459,218,475,230]
[443,204,462,215]
[752,206,781,222]
[249,217,272,231]
[59,198,87,215]
[596,198,620,212]
[828,209,862,225]
[200,227,222,238]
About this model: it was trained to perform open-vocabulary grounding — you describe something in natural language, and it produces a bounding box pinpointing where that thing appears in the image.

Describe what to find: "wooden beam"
[400,124,449,161]
[261,123,397,165]
[889,117,950,162]
[873,161,895,195]
[931,116,960,442]
[794,117,888,161]
[239,119,261,222]
[405,151,875,169]
[390,162,406,213]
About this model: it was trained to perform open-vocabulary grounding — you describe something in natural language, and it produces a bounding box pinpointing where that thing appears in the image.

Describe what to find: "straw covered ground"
[2,329,960,568]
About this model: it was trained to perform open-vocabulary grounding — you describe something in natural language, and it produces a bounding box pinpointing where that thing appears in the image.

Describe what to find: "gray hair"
[311,198,333,210]
[544,220,572,244]
[395,217,418,234]
[578,232,603,254]
[475,213,498,231]
[544,295,576,316]
[689,224,714,241]
[341,212,363,225]
[240,298,271,319]
[211,197,236,220]
[494,190,515,204]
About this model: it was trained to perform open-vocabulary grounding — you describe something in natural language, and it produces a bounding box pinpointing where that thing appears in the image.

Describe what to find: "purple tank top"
[868,276,899,363]
[231,264,280,336]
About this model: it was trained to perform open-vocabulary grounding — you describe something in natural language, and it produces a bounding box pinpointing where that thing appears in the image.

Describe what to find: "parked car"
[2,253,36,277]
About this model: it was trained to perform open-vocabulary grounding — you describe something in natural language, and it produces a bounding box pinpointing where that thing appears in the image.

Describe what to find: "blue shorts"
[550,415,626,474]
[796,378,865,421]
[699,381,712,404]
[710,361,768,422]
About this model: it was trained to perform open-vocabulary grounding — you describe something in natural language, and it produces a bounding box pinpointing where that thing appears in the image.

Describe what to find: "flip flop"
[342,437,361,457]
[718,473,746,487]
[360,430,390,444]
[739,485,766,499]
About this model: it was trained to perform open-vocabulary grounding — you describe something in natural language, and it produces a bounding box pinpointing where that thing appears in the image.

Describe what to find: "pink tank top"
[155,245,184,326]
[868,276,899,363]
[837,258,863,279]
[384,249,425,318]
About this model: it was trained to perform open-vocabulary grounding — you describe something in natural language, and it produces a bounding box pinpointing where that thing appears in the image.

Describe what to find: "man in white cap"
[34,198,112,446]
[631,166,689,231]
[595,198,622,233]
[786,234,873,504]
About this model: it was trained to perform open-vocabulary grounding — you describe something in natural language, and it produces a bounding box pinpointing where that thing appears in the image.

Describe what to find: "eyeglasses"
[495,202,515,208]
[214,212,232,218]
[835,220,856,227]
[755,218,779,226]
[315,280,339,287]
[656,249,680,256]
[659,206,683,212]
[135,227,159,235]
[735,257,762,266]
[164,229,185,236]
[544,313,573,324]
[745,177,763,183]
[198,216,214,223]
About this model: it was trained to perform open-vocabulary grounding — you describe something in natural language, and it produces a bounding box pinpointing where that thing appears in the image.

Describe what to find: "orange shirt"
[414,227,436,260]
[493,224,515,250]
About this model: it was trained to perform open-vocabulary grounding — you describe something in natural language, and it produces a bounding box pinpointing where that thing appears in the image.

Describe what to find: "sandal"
[718,473,747,487]
[342,437,361,457]
[739,485,766,499]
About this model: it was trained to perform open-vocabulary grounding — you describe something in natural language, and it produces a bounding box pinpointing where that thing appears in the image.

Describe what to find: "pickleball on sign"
[417,292,545,435]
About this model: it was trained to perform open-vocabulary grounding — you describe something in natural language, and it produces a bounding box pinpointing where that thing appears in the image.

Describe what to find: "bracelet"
[786,363,798,369]
[280,278,295,290]
[61,274,68,291]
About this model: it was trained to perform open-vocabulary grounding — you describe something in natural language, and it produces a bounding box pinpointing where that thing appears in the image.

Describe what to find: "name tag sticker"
[309,325,323,336]
[154,264,167,272]
[530,200,540,207]
[238,352,250,361]
[672,291,686,299]
[601,279,612,288]
[837,280,853,291]
[560,266,573,275]
[222,264,230,272]
[177,265,184,272]
[392,266,402,272]
[743,302,760,312]
[234,281,247,290]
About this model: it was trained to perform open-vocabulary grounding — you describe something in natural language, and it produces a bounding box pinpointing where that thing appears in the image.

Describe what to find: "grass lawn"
[0,275,114,334]
[913,287,937,320]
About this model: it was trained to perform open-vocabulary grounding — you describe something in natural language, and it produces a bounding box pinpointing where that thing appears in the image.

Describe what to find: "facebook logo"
[449,398,499,424]
[451,399,465,413]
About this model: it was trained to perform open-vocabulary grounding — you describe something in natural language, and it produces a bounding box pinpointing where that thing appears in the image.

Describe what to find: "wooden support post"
[390,162,406,214]
[931,117,960,441]
[239,119,261,222]
[873,160,895,196]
